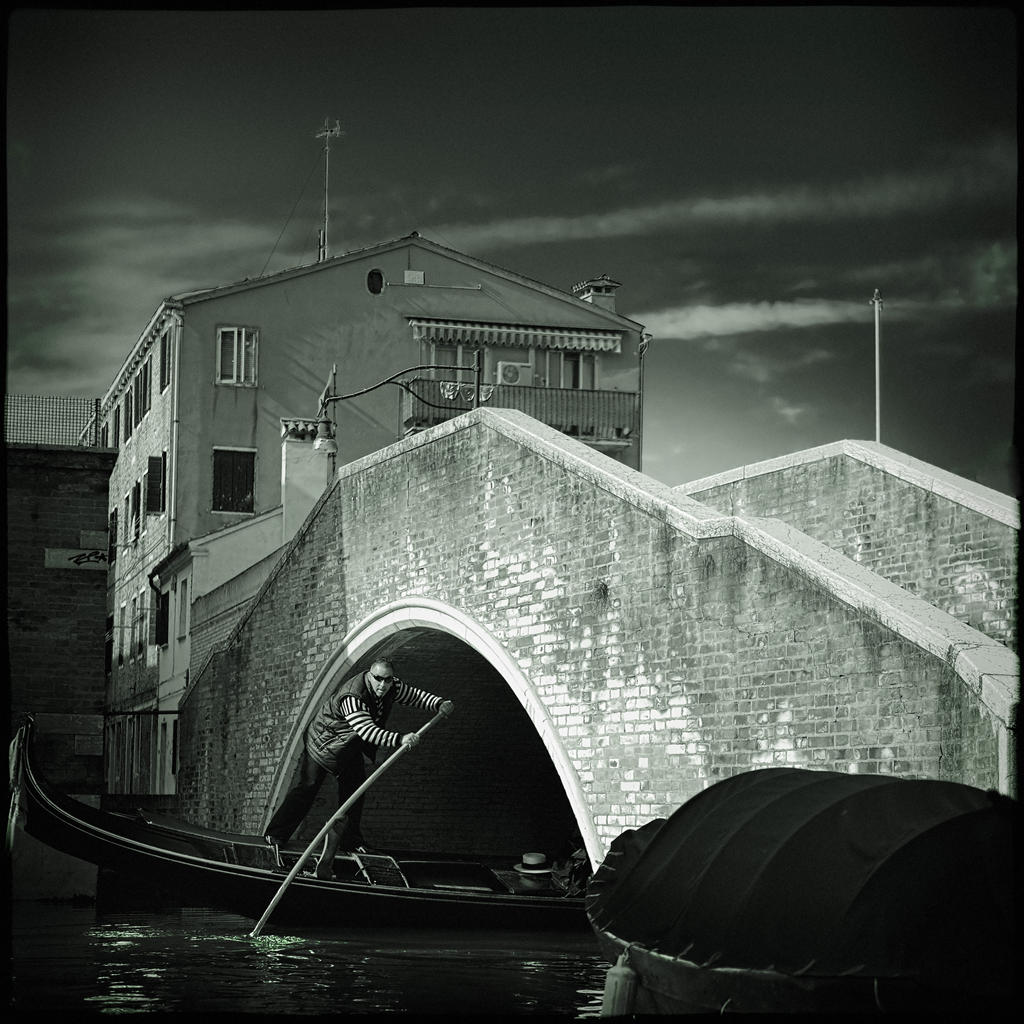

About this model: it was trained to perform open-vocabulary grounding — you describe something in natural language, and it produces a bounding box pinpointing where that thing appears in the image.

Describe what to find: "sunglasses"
[371,672,395,684]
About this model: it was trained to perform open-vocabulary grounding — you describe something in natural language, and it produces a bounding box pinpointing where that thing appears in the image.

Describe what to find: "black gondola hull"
[12,723,585,932]
[586,767,1017,1014]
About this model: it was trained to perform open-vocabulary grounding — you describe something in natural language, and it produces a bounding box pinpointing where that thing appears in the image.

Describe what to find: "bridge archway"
[265,597,602,868]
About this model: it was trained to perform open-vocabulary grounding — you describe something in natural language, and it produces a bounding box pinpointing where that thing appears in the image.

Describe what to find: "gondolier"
[265,658,452,874]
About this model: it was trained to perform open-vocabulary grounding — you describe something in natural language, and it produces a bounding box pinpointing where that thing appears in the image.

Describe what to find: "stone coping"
[677,439,1019,529]
[337,407,734,538]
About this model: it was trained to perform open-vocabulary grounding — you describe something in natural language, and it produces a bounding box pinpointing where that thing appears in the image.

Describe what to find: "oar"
[249,704,450,937]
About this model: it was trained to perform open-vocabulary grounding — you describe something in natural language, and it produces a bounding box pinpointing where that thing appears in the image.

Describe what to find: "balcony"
[400,380,639,454]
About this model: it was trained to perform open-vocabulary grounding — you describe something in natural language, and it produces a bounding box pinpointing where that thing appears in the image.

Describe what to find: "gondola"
[9,719,586,931]
[586,767,1017,1015]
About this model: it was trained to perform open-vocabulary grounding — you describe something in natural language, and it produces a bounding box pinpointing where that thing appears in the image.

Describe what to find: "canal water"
[9,899,609,1016]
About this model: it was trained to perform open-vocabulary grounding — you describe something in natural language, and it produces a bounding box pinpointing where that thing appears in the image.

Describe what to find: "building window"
[155,591,170,647]
[101,422,109,447]
[160,330,171,392]
[124,390,133,440]
[130,480,141,540]
[133,592,146,658]
[108,508,118,564]
[112,406,120,448]
[177,579,188,639]
[217,327,258,386]
[134,357,152,422]
[104,615,114,674]
[366,269,384,295]
[430,342,468,381]
[434,343,458,368]
[129,595,138,661]
[145,453,167,514]
[118,604,126,665]
[212,448,255,513]
[560,351,596,390]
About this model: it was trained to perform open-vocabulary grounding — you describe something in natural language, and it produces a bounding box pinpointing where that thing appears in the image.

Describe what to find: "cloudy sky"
[6,7,1017,493]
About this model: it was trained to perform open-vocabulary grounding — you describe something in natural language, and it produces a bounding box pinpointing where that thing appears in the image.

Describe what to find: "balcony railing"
[401,380,638,449]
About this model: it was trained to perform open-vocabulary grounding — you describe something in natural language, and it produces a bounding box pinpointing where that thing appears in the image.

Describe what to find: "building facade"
[6,442,117,898]
[97,232,647,793]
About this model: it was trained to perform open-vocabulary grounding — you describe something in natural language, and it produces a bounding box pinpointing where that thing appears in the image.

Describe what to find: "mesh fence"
[4,394,102,447]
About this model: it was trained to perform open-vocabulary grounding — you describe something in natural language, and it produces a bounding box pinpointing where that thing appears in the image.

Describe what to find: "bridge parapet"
[681,439,1018,650]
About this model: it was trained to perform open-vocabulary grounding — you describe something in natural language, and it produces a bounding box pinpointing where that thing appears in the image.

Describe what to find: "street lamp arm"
[319,362,479,414]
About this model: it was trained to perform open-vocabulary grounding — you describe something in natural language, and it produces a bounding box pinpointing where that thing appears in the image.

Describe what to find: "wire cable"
[258,152,322,278]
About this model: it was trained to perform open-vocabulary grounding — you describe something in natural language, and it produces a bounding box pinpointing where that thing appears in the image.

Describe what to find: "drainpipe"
[167,308,184,550]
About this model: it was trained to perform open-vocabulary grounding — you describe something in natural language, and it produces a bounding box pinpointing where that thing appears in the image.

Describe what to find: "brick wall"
[188,599,254,691]
[681,441,1018,651]
[178,413,1016,862]
[6,444,116,792]
[188,546,283,685]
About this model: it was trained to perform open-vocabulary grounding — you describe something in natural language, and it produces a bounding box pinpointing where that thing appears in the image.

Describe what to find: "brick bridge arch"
[265,596,602,866]
[179,409,1017,861]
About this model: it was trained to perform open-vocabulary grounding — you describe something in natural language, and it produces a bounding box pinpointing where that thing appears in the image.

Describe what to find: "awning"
[408,318,622,353]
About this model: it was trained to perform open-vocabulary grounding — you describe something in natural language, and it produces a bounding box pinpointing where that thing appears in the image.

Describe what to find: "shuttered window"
[212,448,255,513]
[108,508,118,564]
[160,330,171,392]
[131,481,141,539]
[132,359,151,425]
[145,453,166,514]
[155,591,170,647]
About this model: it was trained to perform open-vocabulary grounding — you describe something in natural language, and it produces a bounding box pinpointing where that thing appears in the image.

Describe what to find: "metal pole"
[328,363,337,480]
[323,130,329,257]
[315,120,342,261]
[871,289,883,443]
[638,332,652,471]
[473,349,482,409]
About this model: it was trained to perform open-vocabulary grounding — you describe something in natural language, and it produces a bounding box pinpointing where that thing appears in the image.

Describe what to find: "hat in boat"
[514,852,552,874]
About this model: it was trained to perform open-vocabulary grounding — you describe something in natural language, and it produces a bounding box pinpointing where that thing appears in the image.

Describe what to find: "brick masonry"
[6,444,117,793]
[177,413,1018,864]
[680,440,1018,652]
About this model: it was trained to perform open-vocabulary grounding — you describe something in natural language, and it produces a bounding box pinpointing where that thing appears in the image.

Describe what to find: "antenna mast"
[870,288,883,443]
[316,118,343,261]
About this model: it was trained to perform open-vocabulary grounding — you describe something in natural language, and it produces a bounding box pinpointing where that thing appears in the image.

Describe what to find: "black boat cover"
[586,768,1016,989]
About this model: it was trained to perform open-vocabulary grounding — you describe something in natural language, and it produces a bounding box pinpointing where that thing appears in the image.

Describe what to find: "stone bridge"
[178,409,1017,868]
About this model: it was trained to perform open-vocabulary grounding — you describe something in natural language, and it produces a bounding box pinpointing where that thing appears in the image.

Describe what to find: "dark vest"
[305,671,397,769]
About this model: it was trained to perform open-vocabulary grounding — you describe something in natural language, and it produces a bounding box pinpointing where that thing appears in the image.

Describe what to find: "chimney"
[572,274,621,312]
[280,418,328,543]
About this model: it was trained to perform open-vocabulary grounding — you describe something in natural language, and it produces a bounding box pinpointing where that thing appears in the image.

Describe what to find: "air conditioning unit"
[497,361,533,386]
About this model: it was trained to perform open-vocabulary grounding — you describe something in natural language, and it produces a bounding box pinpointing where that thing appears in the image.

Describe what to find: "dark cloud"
[6,8,1017,494]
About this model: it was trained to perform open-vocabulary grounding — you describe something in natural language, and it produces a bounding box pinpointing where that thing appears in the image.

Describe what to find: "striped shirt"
[338,679,441,748]
[306,672,444,770]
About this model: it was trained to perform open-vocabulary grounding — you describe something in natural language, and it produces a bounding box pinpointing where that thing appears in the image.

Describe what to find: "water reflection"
[11,903,607,1016]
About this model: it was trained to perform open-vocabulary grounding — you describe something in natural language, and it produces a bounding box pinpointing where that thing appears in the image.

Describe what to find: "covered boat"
[9,719,586,931]
[586,767,1017,1014]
